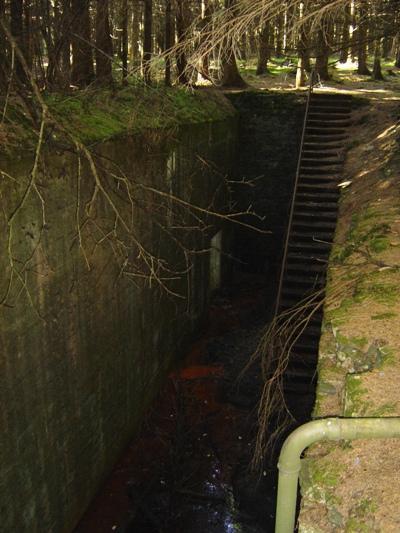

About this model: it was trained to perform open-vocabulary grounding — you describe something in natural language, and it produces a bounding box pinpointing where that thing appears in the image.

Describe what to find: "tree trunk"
[357,4,370,75]
[220,0,246,88]
[130,0,141,68]
[339,1,351,63]
[256,22,270,75]
[372,38,384,80]
[315,27,330,81]
[396,34,400,68]
[0,0,7,88]
[10,0,26,83]
[143,0,152,84]
[71,0,94,87]
[175,0,188,84]
[297,1,311,88]
[23,0,34,70]
[165,0,172,86]
[120,0,128,80]
[275,12,284,57]
[61,0,71,85]
[95,0,113,84]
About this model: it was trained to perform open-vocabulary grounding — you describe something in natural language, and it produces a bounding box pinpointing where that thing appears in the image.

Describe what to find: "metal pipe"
[275,417,400,533]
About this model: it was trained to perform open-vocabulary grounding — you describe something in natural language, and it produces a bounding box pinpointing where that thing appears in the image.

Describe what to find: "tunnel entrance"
[74,92,349,533]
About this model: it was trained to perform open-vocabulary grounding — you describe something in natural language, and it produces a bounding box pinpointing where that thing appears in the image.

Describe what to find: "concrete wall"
[0,119,237,532]
[228,92,305,313]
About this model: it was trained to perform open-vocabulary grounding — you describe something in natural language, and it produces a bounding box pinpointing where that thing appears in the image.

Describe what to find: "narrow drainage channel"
[75,271,317,533]
[75,93,352,533]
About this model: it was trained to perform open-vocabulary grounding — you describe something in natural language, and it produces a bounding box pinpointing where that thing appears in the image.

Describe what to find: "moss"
[345,518,371,533]
[345,498,377,532]
[300,457,343,506]
[325,298,355,326]
[3,86,236,154]
[379,345,396,367]
[369,235,391,253]
[371,311,398,320]
[371,402,397,416]
[354,280,399,305]
[331,207,392,265]
[344,375,368,416]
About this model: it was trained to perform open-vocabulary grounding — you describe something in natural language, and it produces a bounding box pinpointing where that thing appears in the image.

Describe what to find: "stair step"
[304,134,348,143]
[306,127,347,135]
[291,229,334,239]
[309,102,352,110]
[287,251,329,269]
[299,166,341,175]
[283,382,316,395]
[299,177,339,186]
[285,367,317,380]
[301,158,343,166]
[285,261,327,273]
[308,120,352,128]
[294,200,338,210]
[303,143,346,152]
[293,212,336,225]
[283,276,325,290]
[311,93,353,101]
[292,340,320,352]
[293,210,338,221]
[308,113,351,121]
[296,192,340,201]
[281,284,316,297]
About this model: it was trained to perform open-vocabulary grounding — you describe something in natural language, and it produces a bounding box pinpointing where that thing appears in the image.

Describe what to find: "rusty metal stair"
[276,91,352,395]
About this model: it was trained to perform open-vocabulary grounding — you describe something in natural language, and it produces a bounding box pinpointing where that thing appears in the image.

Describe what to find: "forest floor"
[238,57,400,101]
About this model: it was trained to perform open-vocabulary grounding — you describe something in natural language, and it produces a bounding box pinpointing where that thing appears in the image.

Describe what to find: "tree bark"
[357,4,370,75]
[143,0,152,84]
[175,0,188,84]
[10,0,26,83]
[130,0,141,68]
[395,34,400,68]
[71,0,94,87]
[0,0,7,88]
[296,1,311,88]
[95,0,113,84]
[165,0,172,86]
[61,0,71,85]
[315,26,330,81]
[275,12,284,57]
[339,1,351,63]
[121,0,128,80]
[256,22,270,75]
[220,0,246,88]
[372,38,384,80]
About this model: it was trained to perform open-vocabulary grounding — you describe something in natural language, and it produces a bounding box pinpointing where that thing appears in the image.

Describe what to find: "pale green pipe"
[275,417,400,533]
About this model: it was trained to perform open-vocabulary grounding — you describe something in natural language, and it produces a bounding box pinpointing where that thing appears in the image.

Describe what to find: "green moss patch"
[1,86,236,154]
[300,456,343,506]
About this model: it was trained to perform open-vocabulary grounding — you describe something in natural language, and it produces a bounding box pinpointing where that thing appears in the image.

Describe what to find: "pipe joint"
[275,417,400,533]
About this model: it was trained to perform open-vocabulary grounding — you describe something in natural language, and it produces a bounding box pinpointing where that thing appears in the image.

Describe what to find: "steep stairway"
[277,92,353,397]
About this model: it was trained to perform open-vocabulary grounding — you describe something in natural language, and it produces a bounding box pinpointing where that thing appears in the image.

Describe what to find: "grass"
[46,85,235,144]
[0,84,236,154]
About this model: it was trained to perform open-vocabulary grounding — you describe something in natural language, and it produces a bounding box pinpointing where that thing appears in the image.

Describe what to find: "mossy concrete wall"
[0,119,237,532]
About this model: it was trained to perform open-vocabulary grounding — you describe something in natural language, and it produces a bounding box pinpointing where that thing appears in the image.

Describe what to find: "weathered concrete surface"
[0,120,236,532]
[228,92,305,314]
[299,99,400,533]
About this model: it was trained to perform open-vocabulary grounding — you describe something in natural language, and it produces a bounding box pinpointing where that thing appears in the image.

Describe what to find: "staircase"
[276,91,353,396]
